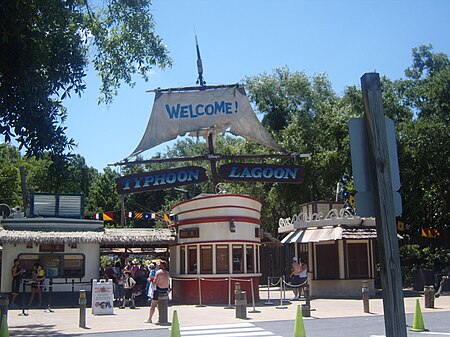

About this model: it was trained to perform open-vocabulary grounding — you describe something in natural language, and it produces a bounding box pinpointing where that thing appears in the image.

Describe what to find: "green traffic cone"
[170,310,181,337]
[293,305,306,337]
[410,299,426,332]
[0,314,9,337]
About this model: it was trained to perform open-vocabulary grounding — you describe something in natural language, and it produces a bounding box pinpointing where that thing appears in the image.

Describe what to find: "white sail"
[129,86,283,157]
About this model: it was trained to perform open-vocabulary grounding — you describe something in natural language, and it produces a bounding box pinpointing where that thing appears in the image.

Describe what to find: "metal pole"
[0,293,9,322]
[19,282,28,316]
[248,279,260,313]
[79,290,87,328]
[224,277,234,309]
[264,277,273,305]
[276,277,287,309]
[195,278,205,307]
[44,279,54,313]
[362,280,370,313]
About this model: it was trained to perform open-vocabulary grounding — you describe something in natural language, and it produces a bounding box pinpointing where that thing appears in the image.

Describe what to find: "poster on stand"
[91,279,114,315]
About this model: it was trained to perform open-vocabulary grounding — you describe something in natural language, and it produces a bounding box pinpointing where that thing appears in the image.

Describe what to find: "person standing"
[120,270,136,309]
[290,257,302,300]
[27,263,45,307]
[10,258,25,307]
[146,263,157,304]
[145,260,169,323]
[298,258,308,298]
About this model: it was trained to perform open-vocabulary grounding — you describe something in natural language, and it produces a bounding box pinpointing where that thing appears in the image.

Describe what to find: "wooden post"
[207,133,219,191]
[361,73,407,337]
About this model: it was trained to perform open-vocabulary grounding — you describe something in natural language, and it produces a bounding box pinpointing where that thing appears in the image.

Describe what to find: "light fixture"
[229,219,236,232]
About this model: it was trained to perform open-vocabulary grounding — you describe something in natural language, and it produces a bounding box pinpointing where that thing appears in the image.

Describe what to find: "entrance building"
[279,201,378,298]
[169,193,262,304]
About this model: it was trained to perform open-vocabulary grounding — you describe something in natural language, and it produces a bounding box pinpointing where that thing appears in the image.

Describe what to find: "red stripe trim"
[172,194,262,209]
[176,204,260,217]
[173,216,261,227]
[170,239,261,247]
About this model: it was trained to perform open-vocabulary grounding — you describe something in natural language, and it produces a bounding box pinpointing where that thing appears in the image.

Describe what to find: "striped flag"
[126,211,134,218]
[103,211,114,221]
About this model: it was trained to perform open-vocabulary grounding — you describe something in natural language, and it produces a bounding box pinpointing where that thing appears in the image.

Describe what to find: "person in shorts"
[120,270,136,309]
[27,263,45,307]
[10,258,25,307]
[145,260,169,323]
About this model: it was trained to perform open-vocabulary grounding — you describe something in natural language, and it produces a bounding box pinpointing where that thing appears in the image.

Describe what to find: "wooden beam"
[110,153,308,167]
[361,73,407,337]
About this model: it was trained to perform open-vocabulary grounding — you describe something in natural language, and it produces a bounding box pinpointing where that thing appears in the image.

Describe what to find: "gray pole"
[79,290,87,328]
[360,73,407,337]
[19,166,28,216]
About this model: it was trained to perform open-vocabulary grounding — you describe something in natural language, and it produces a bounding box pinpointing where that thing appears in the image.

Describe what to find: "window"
[200,245,213,274]
[232,245,243,273]
[18,253,85,278]
[216,245,229,274]
[40,244,64,252]
[187,246,197,274]
[246,246,254,273]
[347,242,369,278]
[180,246,186,274]
[179,228,199,239]
[315,243,339,279]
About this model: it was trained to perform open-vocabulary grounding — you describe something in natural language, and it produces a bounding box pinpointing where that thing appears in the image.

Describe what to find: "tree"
[394,45,450,236]
[85,167,120,216]
[0,0,171,159]
[0,144,21,206]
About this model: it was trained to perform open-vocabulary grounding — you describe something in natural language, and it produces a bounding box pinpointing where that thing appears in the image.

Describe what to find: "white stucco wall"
[1,242,100,293]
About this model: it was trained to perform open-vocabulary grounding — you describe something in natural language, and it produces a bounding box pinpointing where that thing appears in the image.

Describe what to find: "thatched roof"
[0,227,175,245]
[102,228,174,245]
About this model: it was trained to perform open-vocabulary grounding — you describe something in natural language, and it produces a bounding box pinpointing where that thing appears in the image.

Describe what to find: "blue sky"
[64,0,450,171]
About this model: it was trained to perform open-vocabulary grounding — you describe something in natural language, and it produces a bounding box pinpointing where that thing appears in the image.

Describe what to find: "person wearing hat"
[120,270,136,309]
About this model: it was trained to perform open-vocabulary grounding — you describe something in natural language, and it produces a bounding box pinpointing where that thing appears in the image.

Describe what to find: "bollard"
[158,291,169,325]
[301,303,310,317]
[0,293,9,328]
[234,283,247,319]
[304,283,311,308]
[79,290,87,328]
[362,280,370,313]
[424,285,435,308]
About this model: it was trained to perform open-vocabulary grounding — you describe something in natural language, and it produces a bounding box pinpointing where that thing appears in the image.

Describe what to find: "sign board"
[92,279,114,315]
[130,86,282,156]
[348,118,402,216]
[116,166,207,195]
[218,163,304,183]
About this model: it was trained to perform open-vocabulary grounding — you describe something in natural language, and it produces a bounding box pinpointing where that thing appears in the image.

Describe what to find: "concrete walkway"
[6,292,450,336]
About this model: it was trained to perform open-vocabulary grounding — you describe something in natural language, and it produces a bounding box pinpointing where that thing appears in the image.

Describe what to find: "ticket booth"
[169,194,262,304]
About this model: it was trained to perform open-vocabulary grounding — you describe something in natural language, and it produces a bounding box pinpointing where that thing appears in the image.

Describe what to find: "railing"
[18,278,93,315]
[170,276,259,312]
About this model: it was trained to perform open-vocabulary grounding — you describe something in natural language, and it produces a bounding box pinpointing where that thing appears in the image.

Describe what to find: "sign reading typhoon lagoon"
[218,163,304,184]
[115,166,207,195]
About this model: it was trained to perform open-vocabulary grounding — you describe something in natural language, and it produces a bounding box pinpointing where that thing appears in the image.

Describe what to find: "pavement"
[5,290,450,336]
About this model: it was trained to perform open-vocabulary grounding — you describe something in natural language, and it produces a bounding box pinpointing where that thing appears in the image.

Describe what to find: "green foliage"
[400,244,450,286]
[0,0,171,158]
[85,167,119,215]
